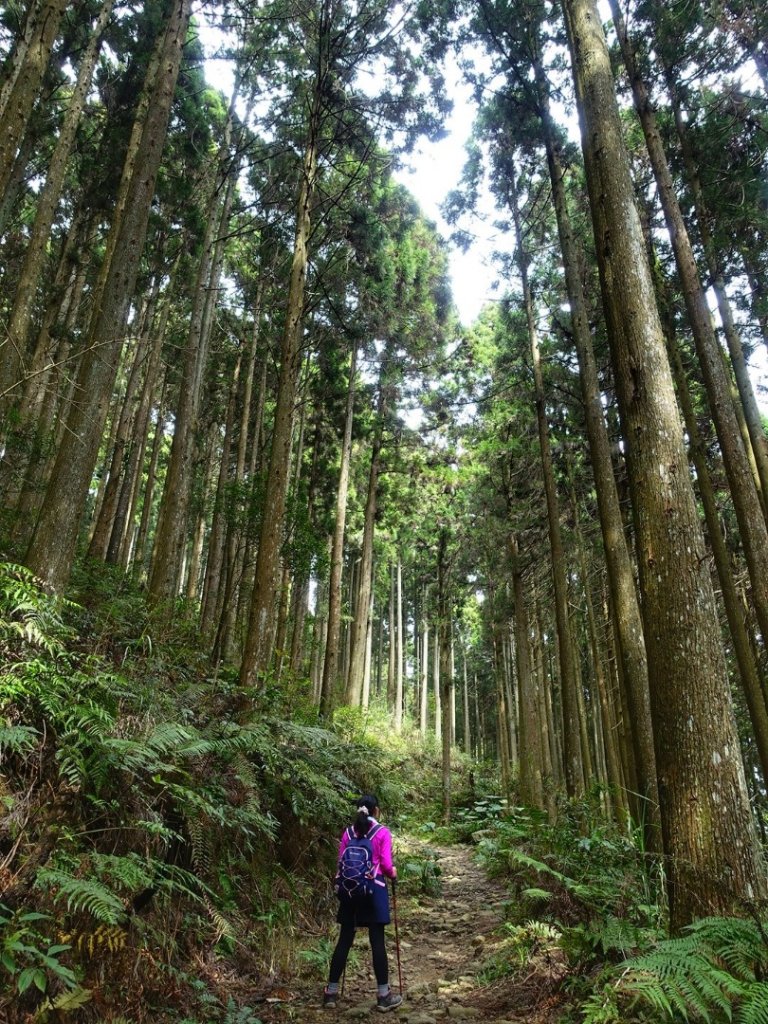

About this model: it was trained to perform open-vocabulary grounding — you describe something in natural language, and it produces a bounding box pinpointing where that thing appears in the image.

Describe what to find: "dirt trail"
[255,843,562,1023]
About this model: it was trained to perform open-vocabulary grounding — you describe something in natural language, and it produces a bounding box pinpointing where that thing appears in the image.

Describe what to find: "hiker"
[323,794,402,1012]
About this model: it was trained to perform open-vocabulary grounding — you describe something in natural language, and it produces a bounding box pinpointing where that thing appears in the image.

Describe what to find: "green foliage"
[36,869,128,926]
[448,795,511,842]
[477,920,561,983]
[0,564,75,657]
[398,848,442,896]
[475,803,768,1024]
[0,561,452,1020]
[0,904,77,996]
[476,804,661,931]
[603,917,768,1024]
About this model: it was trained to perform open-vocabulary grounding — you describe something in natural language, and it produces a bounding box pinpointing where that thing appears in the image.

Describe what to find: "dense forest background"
[1,0,768,1020]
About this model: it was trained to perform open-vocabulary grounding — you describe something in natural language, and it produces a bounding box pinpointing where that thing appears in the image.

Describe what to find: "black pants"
[328,923,388,985]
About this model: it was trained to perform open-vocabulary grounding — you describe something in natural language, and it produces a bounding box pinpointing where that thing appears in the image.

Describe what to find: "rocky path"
[254,842,564,1023]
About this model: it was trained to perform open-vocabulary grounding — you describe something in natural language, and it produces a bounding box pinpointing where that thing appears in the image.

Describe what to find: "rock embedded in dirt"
[342,1005,372,1018]
[407,982,434,997]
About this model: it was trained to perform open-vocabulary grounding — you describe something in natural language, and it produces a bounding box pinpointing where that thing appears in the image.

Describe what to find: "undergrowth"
[0,562,455,1023]
[6,561,764,1024]
[453,796,768,1023]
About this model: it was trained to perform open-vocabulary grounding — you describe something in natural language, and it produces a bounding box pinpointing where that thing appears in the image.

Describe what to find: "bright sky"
[392,70,502,325]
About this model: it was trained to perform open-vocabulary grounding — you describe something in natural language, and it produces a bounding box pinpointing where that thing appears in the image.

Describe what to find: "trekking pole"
[392,877,404,996]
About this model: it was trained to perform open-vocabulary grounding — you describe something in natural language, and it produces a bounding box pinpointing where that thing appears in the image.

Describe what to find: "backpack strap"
[366,823,383,841]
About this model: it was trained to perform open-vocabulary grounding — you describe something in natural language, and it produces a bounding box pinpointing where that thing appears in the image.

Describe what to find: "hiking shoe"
[376,990,402,1012]
[322,988,338,1009]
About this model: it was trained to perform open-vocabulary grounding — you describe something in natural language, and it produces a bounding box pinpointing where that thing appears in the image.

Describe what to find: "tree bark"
[0,0,43,123]
[419,599,429,735]
[509,533,545,809]
[150,127,238,601]
[133,378,168,577]
[610,0,768,659]
[200,356,242,635]
[533,56,659,834]
[0,0,67,204]
[25,0,192,591]
[666,316,768,783]
[88,282,160,560]
[319,344,357,717]
[438,528,453,823]
[394,558,404,732]
[0,0,114,403]
[509,164,582,798]
[110,255,180,568]
[562,0,766,928]
[345,349,393,705]
[659,64,768,517]
[239,80,322,685]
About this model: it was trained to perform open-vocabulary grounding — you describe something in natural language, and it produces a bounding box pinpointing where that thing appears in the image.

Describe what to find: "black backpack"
[335,824,382,902]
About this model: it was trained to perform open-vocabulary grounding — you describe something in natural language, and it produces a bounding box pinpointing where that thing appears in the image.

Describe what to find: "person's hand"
[391,867,397,879]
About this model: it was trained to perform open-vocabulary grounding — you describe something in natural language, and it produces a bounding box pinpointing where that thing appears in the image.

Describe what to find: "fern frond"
[617,916,768,1023]
[0,723,39,756]
[36,869,126,925]
[687,917,768,981]
[738,984,768,1024]
[91,853,154,893]
[188,817,212,877]
[521,887,553,902]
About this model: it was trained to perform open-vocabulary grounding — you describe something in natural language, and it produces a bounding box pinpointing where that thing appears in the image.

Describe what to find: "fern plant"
[583,916,768,1024]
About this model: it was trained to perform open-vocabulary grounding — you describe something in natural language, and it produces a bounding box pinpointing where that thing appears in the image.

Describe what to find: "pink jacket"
[338,822,395,879]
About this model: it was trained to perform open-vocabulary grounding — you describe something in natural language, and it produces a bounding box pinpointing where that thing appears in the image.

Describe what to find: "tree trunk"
[509,533,545,809]
[239,81,322,686]
[572,507,628,823]
[319,345,358,717]
[0,0,114,402]
[150,129,238,601]
[438,528,453,823]
[25,0,192,591]
[360,590,373,709]
[610,0,768,656]
[200,356,242,635]
[310,550,331,704]
[533,55,659,835]
[394,558,404,732]
[0,0,43,123]
[184,426,217,602]
[419,600,429,735]
[88,283,160,560]
[660,64,768,517]
[667,319,768,783]
[509,164,582,798]
[109,256,180,567]
[345,350,393,705]
[0,0,67,204]
[133,380,168,577]
[433,626,441,743]
[562,0,766,928]
[462,646,471,756]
